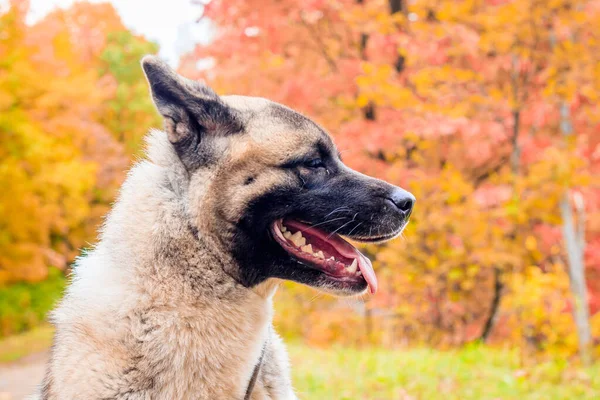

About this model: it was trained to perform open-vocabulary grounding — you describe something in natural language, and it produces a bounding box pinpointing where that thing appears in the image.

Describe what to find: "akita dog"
[37,56,414,399]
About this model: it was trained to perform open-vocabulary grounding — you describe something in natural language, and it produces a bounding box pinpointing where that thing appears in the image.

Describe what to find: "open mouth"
[271,219,378,294]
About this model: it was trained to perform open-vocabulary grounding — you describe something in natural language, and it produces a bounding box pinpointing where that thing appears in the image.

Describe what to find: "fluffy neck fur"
[50,130,277,398]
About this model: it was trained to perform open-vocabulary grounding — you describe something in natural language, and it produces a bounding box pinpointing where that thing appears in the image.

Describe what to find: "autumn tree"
[183,0,600,357]
[0,2,99,283]
[0,0,158,285]
[98,30,160,154]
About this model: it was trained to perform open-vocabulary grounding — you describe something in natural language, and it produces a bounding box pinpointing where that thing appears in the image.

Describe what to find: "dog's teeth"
[315,251,324,259]
[301,244,313,254]
[281,225,288,233]
[290,231,305,247]
[355,270,362,276]
[347,259,358,274]
[283,231,292,239]
[328,256,335,262]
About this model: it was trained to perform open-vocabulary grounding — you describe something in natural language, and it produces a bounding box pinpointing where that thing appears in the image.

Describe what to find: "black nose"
[388,188,415,215]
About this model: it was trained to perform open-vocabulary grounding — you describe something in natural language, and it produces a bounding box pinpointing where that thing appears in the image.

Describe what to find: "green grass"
[288,343,600,400]
[1,328,598,399]
[0,268,65,337]
[0,324,54,363]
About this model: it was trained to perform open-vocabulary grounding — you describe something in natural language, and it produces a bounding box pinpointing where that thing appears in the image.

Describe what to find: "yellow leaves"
[52,30,76,65]
[525,236,537,252]
[434,0,479,23]
[498,146,590,227]
[356,93,370,108]
[580,84,598,102]
[440,168,473,204]
[0,2,156,285]
[267,54,285,68]
[427,255,440,269]
[408,66,482,105]
[480,32,513,54]
[460,279,475,291]
[466,264,479,277]
[360,62,393,79]
[411,70,433,93]
[341,1,406,36]
[503,264,577,357]
[355,62,417,109]
[489,88,504,102]
[542,40,587,101]
[448,268,463,281]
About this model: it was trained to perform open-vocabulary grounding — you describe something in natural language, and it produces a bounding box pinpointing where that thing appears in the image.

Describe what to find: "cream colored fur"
[35,130,296,399]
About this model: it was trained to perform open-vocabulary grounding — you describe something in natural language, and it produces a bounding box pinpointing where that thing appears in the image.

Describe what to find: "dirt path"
[0,352,48,400]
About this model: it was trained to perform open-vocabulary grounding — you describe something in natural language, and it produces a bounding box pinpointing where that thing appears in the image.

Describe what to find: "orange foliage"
[0,1,158,284]
[183,0,600,357]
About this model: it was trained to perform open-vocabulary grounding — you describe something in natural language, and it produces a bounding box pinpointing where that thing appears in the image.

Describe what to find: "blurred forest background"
[1,0,600,398]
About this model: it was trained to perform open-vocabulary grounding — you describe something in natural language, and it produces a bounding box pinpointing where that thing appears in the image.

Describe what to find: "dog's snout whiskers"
[347,222,363,237]
[323,206,352,219]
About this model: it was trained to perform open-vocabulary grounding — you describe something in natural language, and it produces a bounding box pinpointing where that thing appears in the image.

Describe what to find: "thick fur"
[37,131,294,399]
[35,57,414,399]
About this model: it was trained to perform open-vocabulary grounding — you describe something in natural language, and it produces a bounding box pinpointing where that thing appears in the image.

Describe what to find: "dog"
[36,56,414,399]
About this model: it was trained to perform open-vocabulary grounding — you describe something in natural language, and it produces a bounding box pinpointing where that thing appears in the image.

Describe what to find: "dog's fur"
[35,57,414,399]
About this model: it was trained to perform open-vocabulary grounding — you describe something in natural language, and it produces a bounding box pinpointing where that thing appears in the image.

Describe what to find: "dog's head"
[142,56,414,296]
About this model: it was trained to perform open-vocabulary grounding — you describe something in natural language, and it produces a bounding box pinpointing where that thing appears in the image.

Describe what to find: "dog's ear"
[141,55,242,169]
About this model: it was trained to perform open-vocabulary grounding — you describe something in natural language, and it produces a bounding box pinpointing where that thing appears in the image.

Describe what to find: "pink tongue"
[357,253,378,294]
[284,220,378,294]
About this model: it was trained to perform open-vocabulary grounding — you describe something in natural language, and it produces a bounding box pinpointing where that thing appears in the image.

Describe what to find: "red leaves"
[186,0,600,350]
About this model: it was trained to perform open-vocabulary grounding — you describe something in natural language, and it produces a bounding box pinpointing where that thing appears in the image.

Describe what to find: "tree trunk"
[478,107,521,341]
[389,0,405,14]
[390,0,406,74]
[510,109,521,174]
[480,267,503,342]
[559,102,592,365]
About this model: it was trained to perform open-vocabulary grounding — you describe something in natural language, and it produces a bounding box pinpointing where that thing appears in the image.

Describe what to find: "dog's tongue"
[334,240,378,294]
[358,253,378,294]
[285,220,378,294]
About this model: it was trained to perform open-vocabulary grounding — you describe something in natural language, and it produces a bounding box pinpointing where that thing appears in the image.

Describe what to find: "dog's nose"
[388,188,415,216]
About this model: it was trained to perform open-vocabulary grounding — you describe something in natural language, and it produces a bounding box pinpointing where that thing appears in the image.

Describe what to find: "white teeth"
[290,231,302,245]
[347,259,358,274]
[281,225,288,233]
[328,256,335,262]
[283,231,292,239]
[290,231,306,247]
[315,251,325,259]
[301,244,313,254]
[355,270,362,276]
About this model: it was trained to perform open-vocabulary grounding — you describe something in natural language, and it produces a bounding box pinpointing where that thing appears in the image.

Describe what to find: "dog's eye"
[303,158,325,169]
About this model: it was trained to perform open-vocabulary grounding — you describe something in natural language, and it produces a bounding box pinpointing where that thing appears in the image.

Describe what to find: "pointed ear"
[141,55,243,169]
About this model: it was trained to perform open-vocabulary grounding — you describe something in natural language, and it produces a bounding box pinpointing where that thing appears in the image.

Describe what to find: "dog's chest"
[128,301,271,398]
